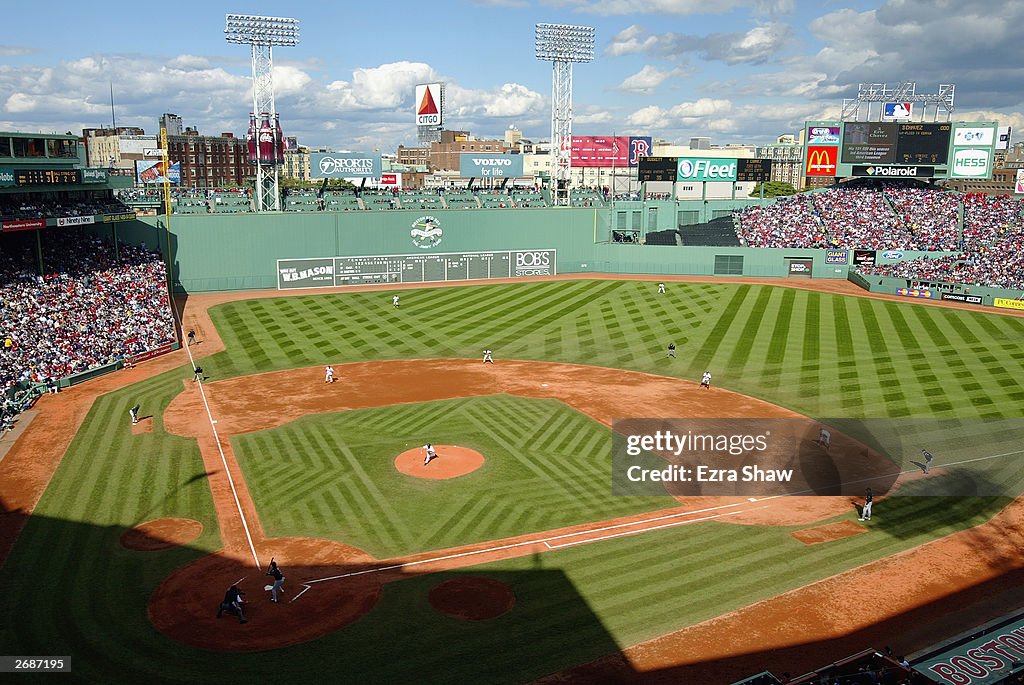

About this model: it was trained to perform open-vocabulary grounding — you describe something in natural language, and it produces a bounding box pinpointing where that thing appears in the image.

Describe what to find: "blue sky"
[1,0,1021,152]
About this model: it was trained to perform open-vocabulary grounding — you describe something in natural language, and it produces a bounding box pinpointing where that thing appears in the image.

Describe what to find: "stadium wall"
[110,207,842,293]
[849,272,1024,309]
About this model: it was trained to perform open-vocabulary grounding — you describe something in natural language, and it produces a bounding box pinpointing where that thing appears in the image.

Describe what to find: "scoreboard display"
[637,157,678,183]
[15,168,81,186]
[278,249,556,290]
[841,123,951,165]
[736,158,773,182]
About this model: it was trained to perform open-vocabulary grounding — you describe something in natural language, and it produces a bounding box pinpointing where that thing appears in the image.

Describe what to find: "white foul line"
[296,498,773,596]
[171,302,261,571]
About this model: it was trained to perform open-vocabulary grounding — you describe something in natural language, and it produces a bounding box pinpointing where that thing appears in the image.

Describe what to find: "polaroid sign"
[512,250,556,277]
[950,148,991,178]
[677,157,737,182]
[852,165,934,178]
[459,154,524,178]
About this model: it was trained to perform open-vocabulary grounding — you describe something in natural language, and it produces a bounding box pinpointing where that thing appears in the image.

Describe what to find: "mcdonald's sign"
[805,146,838,177]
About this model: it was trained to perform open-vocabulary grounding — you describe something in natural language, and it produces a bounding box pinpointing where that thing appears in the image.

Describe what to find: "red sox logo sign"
[629,137,652,166]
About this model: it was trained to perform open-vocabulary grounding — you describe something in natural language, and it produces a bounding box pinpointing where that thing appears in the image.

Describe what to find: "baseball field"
[2,276,1024,684]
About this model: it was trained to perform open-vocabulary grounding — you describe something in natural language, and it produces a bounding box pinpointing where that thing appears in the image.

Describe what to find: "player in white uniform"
[423,443,438,466]
[700,371,711,389]
[657,283,666,294]
[325,365,335,383]
[483,349,494,364]
[393,295,400,308]
[818,427,831,449]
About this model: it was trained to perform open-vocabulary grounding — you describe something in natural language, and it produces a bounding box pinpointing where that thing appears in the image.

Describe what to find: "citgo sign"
[676,158,737,182]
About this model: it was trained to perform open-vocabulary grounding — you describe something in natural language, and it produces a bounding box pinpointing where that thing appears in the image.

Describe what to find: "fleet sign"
[676,157,737,182]
[310,153,383,179]
[459,153,524,178]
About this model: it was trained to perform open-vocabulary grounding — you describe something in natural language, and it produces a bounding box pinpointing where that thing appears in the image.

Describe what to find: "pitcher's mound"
[429,576,515,621]
[121,518,203,551]
[394,445,484,480]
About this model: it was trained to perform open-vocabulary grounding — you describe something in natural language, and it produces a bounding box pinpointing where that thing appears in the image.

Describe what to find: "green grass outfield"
[1,280,1022,683]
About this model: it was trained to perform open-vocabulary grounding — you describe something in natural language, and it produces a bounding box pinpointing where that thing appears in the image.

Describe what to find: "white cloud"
[544,0,793,16]
[613,65,690,94]
[605,22,792,65]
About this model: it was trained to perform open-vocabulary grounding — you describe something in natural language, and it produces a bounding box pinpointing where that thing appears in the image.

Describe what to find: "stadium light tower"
[536,23,594,207]
[225,13,300,212]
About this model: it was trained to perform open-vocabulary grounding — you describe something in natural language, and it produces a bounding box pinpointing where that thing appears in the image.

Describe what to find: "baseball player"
[392,295,400,308]
[921,448,934,474]
[859,488,873,521]
[129,403,140,425]
[657,283,666,294]
[325,365,335,383]
[193,365,204,382]
[266,559,285,603]
[667,342,676,358]
[700,371,712,390]
[483,349,494,364]
[818,427,831,449]
[423,443,438,466]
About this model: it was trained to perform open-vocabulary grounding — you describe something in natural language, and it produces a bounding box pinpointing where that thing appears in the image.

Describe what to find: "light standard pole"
[225,13,300,212]
[535,23,594,207]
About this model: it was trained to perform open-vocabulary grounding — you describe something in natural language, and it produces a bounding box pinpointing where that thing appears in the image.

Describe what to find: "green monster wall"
[105,203,852,294]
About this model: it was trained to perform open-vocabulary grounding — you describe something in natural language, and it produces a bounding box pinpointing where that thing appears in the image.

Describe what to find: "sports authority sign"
[415,83,442,126]
[277,249,557,289]
[805,146,838,176]
[310,153,383,179]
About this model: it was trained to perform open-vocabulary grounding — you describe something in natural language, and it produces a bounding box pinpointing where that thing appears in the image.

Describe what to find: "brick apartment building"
[166,127,256,188]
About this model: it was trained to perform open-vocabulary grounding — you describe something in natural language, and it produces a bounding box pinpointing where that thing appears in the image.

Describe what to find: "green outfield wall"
[100,206,905,293]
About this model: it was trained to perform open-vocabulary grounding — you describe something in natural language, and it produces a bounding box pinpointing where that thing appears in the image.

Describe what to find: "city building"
[165,128,255,188]
[159,113,183,137]
[757,135,804,188]
[429,130,512,173]
[82,129,158,177]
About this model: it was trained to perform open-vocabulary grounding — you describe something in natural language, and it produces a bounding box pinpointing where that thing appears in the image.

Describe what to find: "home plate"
[542,383,549,387]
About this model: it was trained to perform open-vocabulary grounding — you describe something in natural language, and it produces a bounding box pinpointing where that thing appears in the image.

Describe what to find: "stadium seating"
[569,189,606,207]
[322,190,362,211]
[443,189,479,209]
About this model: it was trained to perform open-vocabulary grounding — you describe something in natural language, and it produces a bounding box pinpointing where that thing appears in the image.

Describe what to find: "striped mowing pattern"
[208,281,1024,421]
[232,396,668,558]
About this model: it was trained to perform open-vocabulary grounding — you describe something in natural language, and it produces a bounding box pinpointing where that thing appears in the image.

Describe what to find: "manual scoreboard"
[277,249,556,290]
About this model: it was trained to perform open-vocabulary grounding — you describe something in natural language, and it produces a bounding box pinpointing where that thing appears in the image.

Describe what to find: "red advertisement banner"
[805,146,838,176]
[2,218,46,232]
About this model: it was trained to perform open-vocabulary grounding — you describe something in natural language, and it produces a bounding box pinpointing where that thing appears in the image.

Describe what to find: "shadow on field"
[3,495,1023,685]
[0,497,631,684]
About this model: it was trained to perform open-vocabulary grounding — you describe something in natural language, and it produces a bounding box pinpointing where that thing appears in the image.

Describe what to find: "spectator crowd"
[0,194,131,222]
[0,231,176,395]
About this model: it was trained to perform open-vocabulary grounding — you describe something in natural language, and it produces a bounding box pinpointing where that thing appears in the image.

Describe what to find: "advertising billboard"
[806,125,840,145]
[805,146,838,177]
[841,122,951,165]
[676,157,737,182]
[415,83,442,127]
[1016,169,1024,194]
[997,126,1012,150]
[570,136,652,167]
[852,165,935,178]
[310,153,383,179]
[0,167,15,187]
[459,153,525,178]
[135,160,180,184]
[80,168,109,184]
[953,127,994,147]
[949,147,993,179]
